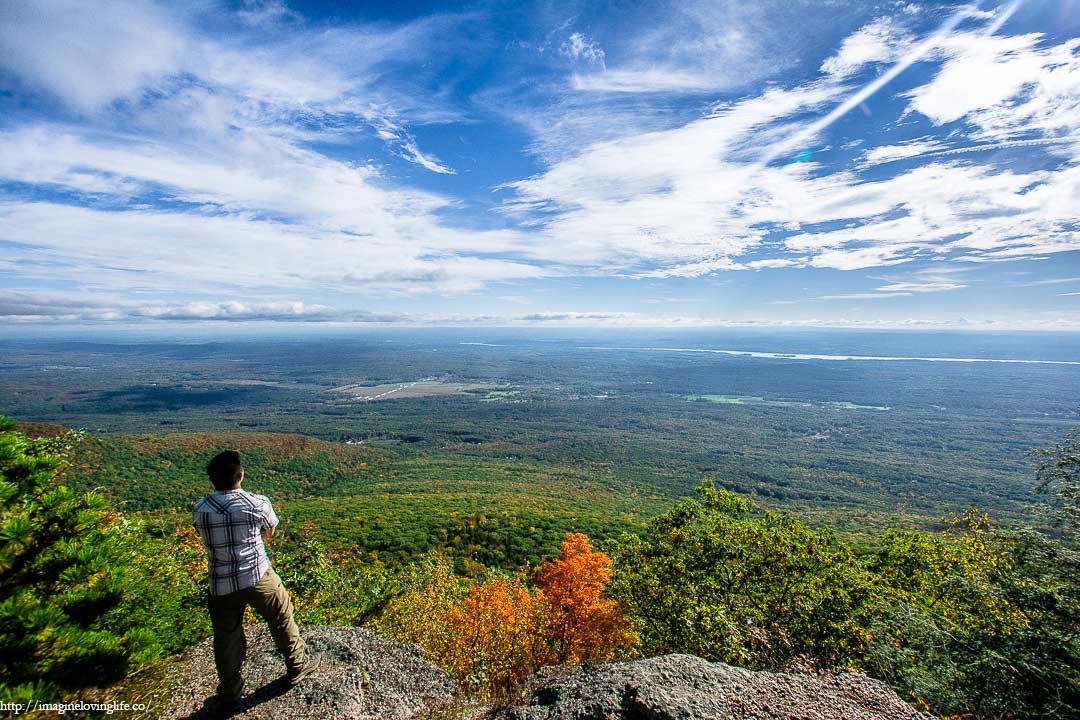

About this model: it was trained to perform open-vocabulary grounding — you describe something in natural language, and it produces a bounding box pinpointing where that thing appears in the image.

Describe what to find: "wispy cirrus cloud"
[820,16,912,77]
[502,3,1080,282]
[560,32,606,66]
[0,290,388,323]
[0,0,531,301]
[817,292,914,300]
[1,0,1078,328]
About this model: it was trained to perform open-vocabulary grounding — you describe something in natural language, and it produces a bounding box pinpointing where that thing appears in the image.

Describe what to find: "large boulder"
[159,625,457,719]
[491,654,933,720]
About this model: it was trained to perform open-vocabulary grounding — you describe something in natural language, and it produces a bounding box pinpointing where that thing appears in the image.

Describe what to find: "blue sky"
[2,0,1080,329]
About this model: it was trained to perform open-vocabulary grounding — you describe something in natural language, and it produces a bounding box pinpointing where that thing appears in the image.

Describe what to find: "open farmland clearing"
[331,379,497,401]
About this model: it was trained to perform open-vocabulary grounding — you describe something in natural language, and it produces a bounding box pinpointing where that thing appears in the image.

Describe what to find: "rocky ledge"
[487,654,934,720]
[158,625,457,720]
[157,625,931,720]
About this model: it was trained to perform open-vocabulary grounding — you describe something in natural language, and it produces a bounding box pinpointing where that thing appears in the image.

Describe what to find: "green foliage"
[1033,425,1080,534]
[865,512,1080,718]
[0,418,210,701]
[104,518,210,664]
[0,420,127,696]
[608,477,1080,718]
[69,435,662,569]
[608,480,876,669]
[271,524,400,626]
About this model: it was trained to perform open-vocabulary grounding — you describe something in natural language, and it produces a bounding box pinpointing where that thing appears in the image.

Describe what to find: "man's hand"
[262,527,275,543]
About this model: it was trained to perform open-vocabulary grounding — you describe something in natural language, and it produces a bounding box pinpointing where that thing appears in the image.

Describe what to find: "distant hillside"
[65,430,669,566]
[66,431,384,510]
[13,421,70,438]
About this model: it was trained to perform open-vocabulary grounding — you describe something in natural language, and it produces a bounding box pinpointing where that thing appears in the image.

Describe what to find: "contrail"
[865,136,1080,166]
[757,0,1023,169]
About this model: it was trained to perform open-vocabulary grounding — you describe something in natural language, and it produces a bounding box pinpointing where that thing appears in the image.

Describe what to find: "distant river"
[577,346,1080,366]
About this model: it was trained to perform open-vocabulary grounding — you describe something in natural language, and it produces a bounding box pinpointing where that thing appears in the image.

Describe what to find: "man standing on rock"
[193,450,320,706]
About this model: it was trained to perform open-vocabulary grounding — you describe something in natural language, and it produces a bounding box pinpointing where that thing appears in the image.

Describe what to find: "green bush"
[865,513,1079,718]
[0,418,208,700]
[608,479,876,669]
[271,524,400,626]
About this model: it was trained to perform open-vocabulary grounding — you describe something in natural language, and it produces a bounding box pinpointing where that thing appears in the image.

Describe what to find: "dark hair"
[207,450,243,491]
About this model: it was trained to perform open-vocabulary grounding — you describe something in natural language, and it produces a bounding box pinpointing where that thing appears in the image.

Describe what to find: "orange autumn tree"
[441,577,546,695]
[535,532,637,664]
[379,532,636,698]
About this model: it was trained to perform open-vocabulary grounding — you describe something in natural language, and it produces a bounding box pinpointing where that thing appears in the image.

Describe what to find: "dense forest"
[5,333,1078,532]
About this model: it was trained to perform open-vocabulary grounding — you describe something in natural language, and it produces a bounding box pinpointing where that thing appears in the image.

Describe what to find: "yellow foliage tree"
[376,552,464,662]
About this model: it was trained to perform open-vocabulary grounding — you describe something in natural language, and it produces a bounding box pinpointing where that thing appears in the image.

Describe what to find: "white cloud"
[637,258,746,278]
[363,110,458,174]
[860,139,947,166]
[906,32,1080,141]
[508,55,1080,277]
[641,296,704,304]
[817,292,913,300]
[0,126,477,242]
[1018,276,1080,286]
[0,290,404,323]
[560,33,606,65]
[400,140,456,175]
[564,0,822,96]
[0,0,460,176]
[746,258,805,270]
[0,5,548,300]
[504,82,838,269]
[820,17,911,77]
[572,69,718,93]
[819,274,972,300]
[0,0,188,113]
[495,5,1080,282]
[0,201,545,295]
[875,280,966,293]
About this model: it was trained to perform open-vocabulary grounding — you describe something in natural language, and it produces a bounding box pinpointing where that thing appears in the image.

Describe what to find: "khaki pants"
[207,567,308,699]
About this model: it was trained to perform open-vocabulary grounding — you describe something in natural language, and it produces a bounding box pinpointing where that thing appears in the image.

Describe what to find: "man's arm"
[260,495,280,544]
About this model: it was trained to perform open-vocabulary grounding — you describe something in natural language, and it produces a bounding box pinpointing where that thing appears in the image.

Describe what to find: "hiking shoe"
[287,653,322,686]
[206,693,241,717]
[212,679,244,710]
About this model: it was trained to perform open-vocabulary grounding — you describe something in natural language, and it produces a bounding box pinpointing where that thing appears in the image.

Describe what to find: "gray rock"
[156,627,932,720]
[159,625,457,720]
[489,654,934,720]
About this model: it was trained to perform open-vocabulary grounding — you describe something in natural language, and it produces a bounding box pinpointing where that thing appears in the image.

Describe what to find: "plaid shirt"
[193,489,279,596]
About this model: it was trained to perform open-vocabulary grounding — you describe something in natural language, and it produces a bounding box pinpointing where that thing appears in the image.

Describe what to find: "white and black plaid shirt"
[193,489,279,596]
